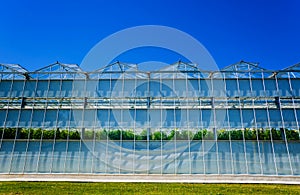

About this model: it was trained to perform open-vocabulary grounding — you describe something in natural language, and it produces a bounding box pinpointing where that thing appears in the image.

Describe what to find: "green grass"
[0,182,299,195]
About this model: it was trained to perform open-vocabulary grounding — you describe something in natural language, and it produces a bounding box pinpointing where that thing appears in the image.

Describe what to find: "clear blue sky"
[0,0,299,71]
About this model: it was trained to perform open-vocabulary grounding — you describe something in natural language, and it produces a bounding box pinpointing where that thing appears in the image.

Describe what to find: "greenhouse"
[0,61,300,175]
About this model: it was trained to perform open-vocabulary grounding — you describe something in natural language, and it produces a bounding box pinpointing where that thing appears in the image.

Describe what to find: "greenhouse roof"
[0,63,29,79]
[90,62,148,79]
[0,61,300,79]
[276,63,300,78]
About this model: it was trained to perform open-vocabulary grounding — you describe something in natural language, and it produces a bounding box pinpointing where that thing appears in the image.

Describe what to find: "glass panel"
[277,79,292,97]
[19,110,32,127]
[23,80,36,97]
[239,79,251,97]
[274,141,292,175]
[92,140,108,173]
[83,110,95,128]
[218,141,233,174]
[36,80,48,97]
[70,110,83,128]
[133,79,146,97]
[189,79,200,97]
[0,110,7,126]
[231,141,247,174]
[176,140,190,174]
[96,109,109,128]
[61,80,73,97]
[212,79,226,97]
[288,142,300,175]
[264,79,277,97]
[57,109,70,128]
[0,141,14,173]
[225,79,238,97]
[291,79,300,96]
[251,79,264,97]
[201,109,213,129]
[64,136,80,173]
[246,142,262,174]
[189,109,200,129]
[255,109,269,128]
[215,109,229,129]
[228,109,242,128]
[242,109,254,128]
[72,80,85,97]
[200,79,211,97]
[31,110,45,127]
[85,80,98,97]
[174,79,186,97]
[10,141,27,173]
[44,110,58,128]
[282,109,297,129]
[98,80,111,97]
[48,80,61,98]
[190,141,204,174]
[24,140,40,173]
[0,80,12,97]
[10,80,24,97]
[269,109,282,128]
[6,110,19,127]
[123,80,135,97]
[79,140,93,173]
[38,139,54,173]
[260,141,276,175]
[204,141,218,174]
[51,141,67,173]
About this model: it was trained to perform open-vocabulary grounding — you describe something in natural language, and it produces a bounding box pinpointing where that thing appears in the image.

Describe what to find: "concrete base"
[0,174,300,184]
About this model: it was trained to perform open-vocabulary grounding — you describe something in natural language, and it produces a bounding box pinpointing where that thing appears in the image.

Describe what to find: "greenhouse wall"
[0,61,299,175]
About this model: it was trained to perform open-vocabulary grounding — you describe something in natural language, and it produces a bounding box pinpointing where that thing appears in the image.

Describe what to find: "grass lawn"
[0,182,299,194]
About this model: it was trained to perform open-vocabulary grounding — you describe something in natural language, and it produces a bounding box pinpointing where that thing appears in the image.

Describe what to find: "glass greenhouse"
[0,61,299,175]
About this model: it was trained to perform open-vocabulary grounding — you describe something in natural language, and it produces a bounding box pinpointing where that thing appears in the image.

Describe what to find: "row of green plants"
[0,128,299,141]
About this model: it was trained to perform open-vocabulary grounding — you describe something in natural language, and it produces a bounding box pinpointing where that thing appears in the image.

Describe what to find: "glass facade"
[0,61,300,175]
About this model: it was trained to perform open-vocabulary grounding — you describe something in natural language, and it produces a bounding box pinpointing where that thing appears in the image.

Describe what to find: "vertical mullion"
[9,78,26,173]
[211,74,220,174]
[159,73,163,175]
[274,75,293,175]
[249,76,263,175]
[36,77,50,173]
[236,75,249,174]
[49,77,62,173]
[133,74,137,174]
[287,74,300,138]
[223,73,234,174]
[198,76,205,174]
[63,75,74,174]
[173,73,177,174]
[23,79,38,173]
[185,68,191,174]
[261,73,278,175]
[78,78,87,174]
[3,76,14,173]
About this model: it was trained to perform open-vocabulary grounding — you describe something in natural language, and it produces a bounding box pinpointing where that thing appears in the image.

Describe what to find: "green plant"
[84,130,94,140]
[136,129,148,140]
[59,130,69,139]
[32,128,42,139]
[95,130,108,140]
[152,131,168,140]
[43,130,55,139]
[108,129,121,140]
[69,130,80,139]
[121,130,134,140]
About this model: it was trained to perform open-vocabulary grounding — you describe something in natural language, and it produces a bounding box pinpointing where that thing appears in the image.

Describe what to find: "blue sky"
[0,0,299,71]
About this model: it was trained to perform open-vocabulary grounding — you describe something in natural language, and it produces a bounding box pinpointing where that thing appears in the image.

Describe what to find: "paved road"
[0,174,300,184]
